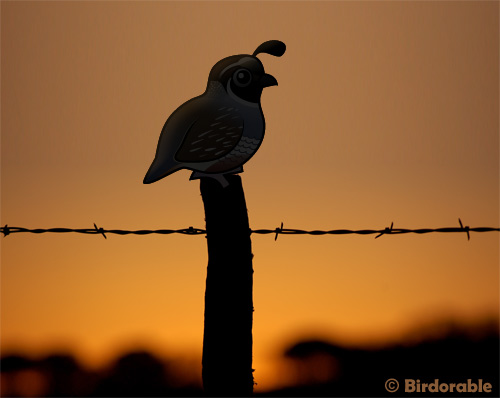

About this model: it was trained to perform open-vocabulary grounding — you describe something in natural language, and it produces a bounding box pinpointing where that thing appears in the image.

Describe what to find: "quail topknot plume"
[143,40,286,187]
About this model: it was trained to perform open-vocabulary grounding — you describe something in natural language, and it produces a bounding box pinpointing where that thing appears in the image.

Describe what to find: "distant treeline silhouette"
[270,317,499,397]
[1,219,498,240]
[1,318,498,397]
[0,350,202,397]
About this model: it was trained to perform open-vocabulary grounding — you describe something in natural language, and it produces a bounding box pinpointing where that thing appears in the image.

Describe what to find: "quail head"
[143,40,286,187]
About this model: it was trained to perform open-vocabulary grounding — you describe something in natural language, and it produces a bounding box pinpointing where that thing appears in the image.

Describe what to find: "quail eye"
[233,69,252,87]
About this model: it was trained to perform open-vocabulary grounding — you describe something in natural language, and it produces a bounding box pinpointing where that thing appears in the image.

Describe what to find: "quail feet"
[189,166,244,188]
[190,172,230,188]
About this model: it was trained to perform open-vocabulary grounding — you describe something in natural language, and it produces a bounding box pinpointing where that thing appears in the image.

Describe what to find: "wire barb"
[275,222,284,241]
[94,223,107,239]
[2,224,10,237]
[458,218,470,241]
[375,222,394,239]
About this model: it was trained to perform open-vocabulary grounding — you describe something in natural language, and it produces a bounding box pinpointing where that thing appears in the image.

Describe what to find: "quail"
[143,40,286,187]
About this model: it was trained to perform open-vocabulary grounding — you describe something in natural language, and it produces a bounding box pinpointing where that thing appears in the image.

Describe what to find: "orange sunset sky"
[1,0,498,392]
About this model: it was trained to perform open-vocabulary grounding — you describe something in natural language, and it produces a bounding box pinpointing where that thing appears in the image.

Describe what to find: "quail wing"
[174,109,244,163]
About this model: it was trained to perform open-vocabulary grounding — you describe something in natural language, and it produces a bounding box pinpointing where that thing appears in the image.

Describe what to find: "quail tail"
[143,160,181,184]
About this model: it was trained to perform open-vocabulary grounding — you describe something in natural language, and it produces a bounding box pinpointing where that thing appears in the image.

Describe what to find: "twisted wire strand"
[1,219,498,240]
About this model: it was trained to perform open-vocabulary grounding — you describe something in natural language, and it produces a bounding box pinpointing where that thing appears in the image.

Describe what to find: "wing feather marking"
[175,113,244,162]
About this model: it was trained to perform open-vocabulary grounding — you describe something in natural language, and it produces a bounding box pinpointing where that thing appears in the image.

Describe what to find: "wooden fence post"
[200,175,254,396]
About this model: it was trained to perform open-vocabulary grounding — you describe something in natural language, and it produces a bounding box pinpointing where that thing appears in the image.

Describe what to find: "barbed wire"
[1,219,498,241]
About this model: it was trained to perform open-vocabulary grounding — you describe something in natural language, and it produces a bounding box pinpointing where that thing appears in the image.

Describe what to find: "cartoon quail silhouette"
[143,40,286,187]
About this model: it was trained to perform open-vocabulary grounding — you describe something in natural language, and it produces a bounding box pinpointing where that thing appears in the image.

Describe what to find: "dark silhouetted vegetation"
[0,350,202,397]
[1,318,498,397]
[264,317,499,397]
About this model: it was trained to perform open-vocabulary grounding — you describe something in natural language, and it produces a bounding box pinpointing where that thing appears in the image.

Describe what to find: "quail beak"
[260,73,278,88]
